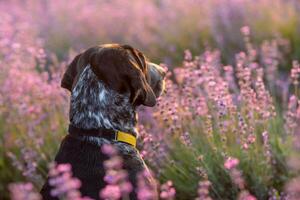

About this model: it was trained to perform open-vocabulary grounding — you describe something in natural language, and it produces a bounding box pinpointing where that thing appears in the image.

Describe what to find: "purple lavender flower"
[9,182,41,200]
[100,144,133,200]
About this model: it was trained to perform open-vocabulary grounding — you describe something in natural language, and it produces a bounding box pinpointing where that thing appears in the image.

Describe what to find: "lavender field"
[1,0,300,199]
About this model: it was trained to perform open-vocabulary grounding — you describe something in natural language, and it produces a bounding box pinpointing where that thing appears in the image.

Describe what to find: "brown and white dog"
[40,44,166,200]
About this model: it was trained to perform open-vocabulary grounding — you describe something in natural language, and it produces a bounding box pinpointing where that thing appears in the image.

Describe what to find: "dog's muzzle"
[68,124,137,147]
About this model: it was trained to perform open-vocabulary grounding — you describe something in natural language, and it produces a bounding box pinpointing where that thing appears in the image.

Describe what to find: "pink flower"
[238,191,257,200]
[137,170,158,200]
[47,163,85,200]
[100,144,133,199]
[100,185,121,200]
[247,134,256,144]
[9,182,41,200]
[160,181,176,200]
[138,187,157,200]
[224,157,239,170]
[196,180,212,200]
[102,144,118,156]
[240,26,250,36]
[120,181,133,194]
[57,163,72,173]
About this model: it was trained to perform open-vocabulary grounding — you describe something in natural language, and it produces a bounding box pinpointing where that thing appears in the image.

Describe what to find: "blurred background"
[1,0,300,199]
[2,0,300,67]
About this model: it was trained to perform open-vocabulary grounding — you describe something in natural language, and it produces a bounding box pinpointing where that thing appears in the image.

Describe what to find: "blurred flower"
[195,180,212,200]
[224,157,245,190]
[262,131,272,163]
[102,144,118,156]
[9,182,41,200]
[224,157,239,170]
[100,144,133,199]
[137,169,158,200]
[238,190,257,200]
[285,174,300,200]
[240,26,250,36]
[100,185,121,200]
[160,181,176,200]
[291,61,300,87]
[47,163,91,200]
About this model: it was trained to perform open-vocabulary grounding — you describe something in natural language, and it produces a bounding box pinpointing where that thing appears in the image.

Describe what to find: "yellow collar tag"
[116,131,137,147]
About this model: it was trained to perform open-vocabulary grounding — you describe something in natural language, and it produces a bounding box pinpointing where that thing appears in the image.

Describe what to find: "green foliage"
[154,112,294,200]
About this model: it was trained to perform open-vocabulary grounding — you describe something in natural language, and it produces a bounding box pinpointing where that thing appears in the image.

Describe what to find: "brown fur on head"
[61,44,165,107]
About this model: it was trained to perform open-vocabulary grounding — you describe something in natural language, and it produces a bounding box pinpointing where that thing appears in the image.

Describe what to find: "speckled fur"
[69,65,140,154]
[71,65,138,134]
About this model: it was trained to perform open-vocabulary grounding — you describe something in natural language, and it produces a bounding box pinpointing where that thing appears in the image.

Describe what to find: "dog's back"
[41,135,148,200]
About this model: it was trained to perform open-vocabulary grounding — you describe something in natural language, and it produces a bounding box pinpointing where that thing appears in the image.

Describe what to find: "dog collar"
[68,124,137,148]
[115,131,137,147]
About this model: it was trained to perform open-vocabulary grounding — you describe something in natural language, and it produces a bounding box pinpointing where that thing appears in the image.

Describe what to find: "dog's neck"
[70,66,138,136]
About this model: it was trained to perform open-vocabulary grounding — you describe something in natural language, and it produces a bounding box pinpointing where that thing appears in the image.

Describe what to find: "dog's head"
[61,44,166,107]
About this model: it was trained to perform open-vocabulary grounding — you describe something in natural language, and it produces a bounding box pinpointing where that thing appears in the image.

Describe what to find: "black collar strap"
[68,124,137,147]
[68,124,116,139]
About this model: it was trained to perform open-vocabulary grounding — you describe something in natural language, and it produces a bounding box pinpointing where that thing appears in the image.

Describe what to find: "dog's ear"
[90,46,156,107]
[61,53,83,92]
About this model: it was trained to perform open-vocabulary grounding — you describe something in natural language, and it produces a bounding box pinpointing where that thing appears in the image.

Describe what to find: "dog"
[40,44,166,200]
